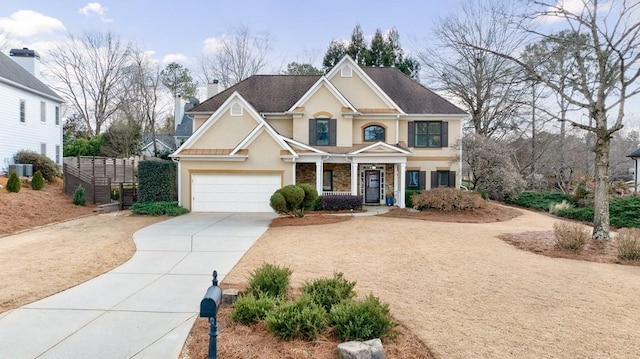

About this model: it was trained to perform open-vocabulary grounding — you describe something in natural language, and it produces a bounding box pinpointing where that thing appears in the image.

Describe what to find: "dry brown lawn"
[2,182,639,359]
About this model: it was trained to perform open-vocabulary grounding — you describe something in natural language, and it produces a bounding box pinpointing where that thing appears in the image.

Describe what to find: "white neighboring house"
[0,48,64,173]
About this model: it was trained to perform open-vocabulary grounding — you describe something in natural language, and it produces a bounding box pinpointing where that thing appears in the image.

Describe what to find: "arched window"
[363,125,385,142]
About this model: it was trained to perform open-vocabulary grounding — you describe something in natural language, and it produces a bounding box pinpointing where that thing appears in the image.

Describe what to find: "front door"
[364,170,381,204]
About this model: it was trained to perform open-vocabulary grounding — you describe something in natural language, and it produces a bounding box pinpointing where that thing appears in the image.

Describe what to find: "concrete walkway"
[0,212,275,359]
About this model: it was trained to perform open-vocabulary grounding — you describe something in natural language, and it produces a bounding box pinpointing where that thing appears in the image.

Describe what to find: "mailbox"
[200,285,222,318]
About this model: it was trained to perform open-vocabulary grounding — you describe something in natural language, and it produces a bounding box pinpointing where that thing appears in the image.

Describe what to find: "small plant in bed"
[412,188,485,211]
[130,201,189,216]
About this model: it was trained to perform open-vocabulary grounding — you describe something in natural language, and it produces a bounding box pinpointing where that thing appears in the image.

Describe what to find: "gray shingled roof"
[628,148,640,158]
[0,52,63,102]
[191,75,321,113]
[190,67,466,115]
[362,67,466,114]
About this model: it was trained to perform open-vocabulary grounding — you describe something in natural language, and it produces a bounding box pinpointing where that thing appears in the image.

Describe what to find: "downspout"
[395,114,400,144]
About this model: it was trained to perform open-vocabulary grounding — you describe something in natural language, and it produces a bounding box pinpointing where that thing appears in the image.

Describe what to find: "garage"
[191,173,282,212]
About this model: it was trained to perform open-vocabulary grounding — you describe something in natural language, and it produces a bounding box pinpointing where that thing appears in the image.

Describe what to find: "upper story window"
[309,118,336,146]
[363,125,385,142]
[40,101,46,122]
[55,106,60,125]
[19,100,25,123]
[408,121,447,148]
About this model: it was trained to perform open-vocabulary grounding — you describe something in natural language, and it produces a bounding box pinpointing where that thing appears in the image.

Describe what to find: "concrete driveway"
[0,212,275,359]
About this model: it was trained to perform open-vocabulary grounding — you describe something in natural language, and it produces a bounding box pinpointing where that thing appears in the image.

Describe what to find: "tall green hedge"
[137,160,177,203]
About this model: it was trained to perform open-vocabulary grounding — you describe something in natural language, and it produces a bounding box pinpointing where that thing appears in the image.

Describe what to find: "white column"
[399,162,406,208]
[177,160,182,206]
[316,160,323,195]
[393,164,399,205]
[292,162,296,185]
[351,161,358,195]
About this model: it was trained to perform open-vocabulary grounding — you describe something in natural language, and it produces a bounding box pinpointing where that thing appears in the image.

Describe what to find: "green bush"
[617,228,640,261]
[508,191,572,211]
[556,206,594,222]
[329,294,396,341]
[553,222,589,252]
[31,171,45,190]
[247,263,292,299]
[137,160,176,203]
[269,192,287,213]
[13,150,60,182]
[609,196,640,228]
[73,185,86,205]
[6,172,21,193]
[231,294,279,325]
[301,272,356,312]
[411,188,485,211]
[110,187,120,201]
[265,295,327,341]
[130,202,189,216]
[297,183,318,210]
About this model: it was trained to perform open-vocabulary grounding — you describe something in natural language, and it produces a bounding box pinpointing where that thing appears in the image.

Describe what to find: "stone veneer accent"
[296,163,397,197]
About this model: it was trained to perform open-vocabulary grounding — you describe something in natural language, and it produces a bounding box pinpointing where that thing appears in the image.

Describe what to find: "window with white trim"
[55,106,60,125]
[19,100,25,123]
[40,101,46,122]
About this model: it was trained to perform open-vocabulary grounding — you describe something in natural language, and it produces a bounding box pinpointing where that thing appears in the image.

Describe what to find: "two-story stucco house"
[171,56,466,212]
[0,48,64,173]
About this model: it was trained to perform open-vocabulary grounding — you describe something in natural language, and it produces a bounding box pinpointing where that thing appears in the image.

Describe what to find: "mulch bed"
[270,214,352,227]
[380,202,521,223]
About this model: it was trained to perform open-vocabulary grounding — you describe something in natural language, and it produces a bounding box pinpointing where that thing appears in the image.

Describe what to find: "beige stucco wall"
[178,131,292,210]
[193,114,208,132]
[330,68,392,110]
[293,85,352,146]
[266,118,293,138]
[190,110,258,149]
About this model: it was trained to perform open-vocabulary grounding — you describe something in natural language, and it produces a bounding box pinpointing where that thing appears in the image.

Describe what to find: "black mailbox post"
[200,270,222,359]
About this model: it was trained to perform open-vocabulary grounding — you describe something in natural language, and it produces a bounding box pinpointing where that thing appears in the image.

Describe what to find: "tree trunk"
[592,128,611,240]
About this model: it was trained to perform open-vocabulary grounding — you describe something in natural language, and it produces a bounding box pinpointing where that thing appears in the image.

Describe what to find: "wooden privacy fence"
[63,156,139,206]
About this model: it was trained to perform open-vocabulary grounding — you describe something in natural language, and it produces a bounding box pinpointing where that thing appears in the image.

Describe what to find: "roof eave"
[0,77,64,103]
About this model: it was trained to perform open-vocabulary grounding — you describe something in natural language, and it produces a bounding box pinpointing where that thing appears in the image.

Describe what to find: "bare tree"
[419,1,530,138]
[119,48,167,156]
[458,0,640,239]
[0,28,15,52]
[199,25,273,88]
[48,30,132,135]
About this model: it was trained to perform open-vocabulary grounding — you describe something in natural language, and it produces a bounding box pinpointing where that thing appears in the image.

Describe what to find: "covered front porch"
[294,159,407,207]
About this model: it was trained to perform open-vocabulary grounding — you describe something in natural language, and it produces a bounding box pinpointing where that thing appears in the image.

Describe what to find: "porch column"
[399,162,406,208]
[393,164,399,203]
[350,161,358,195]
[316,160,323,195]
[292,162,296,185]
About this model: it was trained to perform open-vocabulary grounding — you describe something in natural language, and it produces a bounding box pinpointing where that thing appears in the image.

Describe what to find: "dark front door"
[364,170,381,204]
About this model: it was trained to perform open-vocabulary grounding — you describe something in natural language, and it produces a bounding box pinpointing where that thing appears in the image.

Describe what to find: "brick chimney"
[9,48,41,80]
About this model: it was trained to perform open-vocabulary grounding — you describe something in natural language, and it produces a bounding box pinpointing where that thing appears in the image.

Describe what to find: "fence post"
[120,182,124,210]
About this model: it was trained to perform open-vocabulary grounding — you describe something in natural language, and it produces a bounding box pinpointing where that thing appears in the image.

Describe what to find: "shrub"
[312,196,323,211]
[411,188,485,211]
[269,192,287,213]
[556,206,594,223]
[549,200,573,215]
[265,295,327,341]
[31,170,45,190]
[231,294,278,325]
[13,150,60,182]
[553,222,589,252]
[609,196,640,228]
[73,185,86,205]
[301,272,356,312]
[405,190,421,208]
[329,294,396,341]
[247,263,292,299]
[320,195,363,211]
[508,191,572,211]
[110,187,120,201]
[279,185,305,209]
[137,160,177,203]
[297,183,318,210]
[130,202,189,216]
[6,172,21,193]
[617,228,640,261]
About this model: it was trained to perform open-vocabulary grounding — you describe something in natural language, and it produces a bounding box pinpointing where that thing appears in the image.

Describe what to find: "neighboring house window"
[363,125,385,142]
[431,170,456,188]
[55,106,60,125]
[406,170,426,190]
[308,118,336,146]
[323,170,333,191]
[408,121,448,148]
[230,103,243,116]
[19,100,25,123]
[55,145,60,164]
[40,101,46,122]
[40,143,46,156]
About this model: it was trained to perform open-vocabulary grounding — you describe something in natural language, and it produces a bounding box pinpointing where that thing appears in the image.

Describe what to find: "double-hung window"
[19,100,25,123]
[309,118,336,146]
[40,101,46,122]
[409,121,447,148]
[316,119,329,145]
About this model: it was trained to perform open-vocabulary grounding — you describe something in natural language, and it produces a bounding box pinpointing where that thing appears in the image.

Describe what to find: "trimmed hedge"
[137,160,177,203]
[13,150,60,182]
[507,191,572,211]
[130,201,188,216]
[317,195,363,211]
[405,190,421,209]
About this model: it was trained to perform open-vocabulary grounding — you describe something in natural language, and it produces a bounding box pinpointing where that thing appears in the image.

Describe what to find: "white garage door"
[191,173,281,212]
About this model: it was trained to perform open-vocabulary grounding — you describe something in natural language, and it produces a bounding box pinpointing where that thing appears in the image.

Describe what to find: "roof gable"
[288,77,356,112]
[0,52,63,102]
[173,92,293,157]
